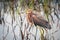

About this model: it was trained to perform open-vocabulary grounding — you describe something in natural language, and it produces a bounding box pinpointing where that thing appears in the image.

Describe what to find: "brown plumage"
[27,9,51,29]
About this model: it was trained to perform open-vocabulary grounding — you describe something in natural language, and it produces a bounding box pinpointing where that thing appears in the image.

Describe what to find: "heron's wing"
[32,15,51,29]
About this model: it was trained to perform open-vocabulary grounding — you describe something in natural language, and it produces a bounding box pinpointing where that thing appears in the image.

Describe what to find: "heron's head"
[26,9,33,14]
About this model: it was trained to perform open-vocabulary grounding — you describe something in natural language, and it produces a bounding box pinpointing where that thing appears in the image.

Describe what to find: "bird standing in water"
[26,9,51,29]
